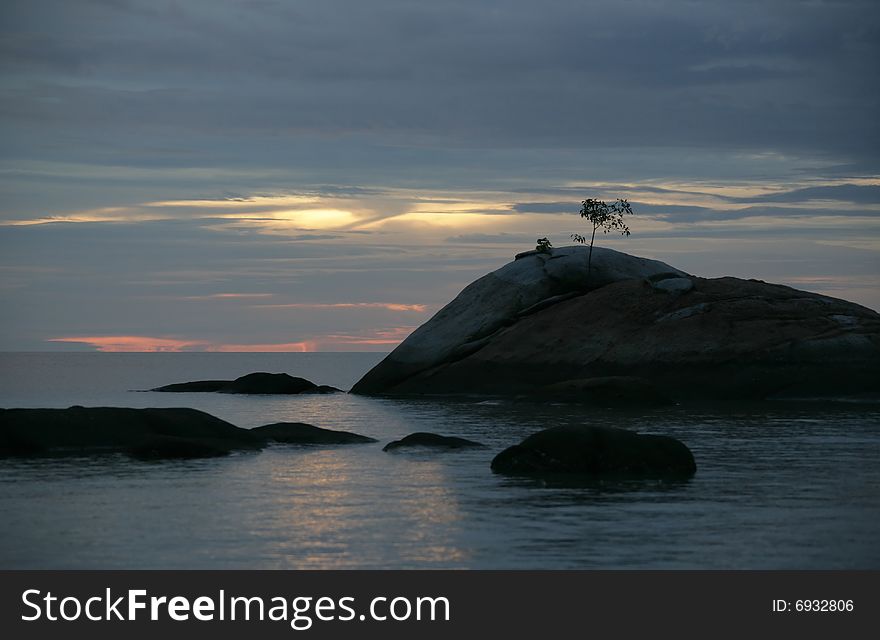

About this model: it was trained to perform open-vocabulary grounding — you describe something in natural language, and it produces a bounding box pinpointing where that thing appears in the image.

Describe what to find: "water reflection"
[1,391,878,569]
[495,473,693,495]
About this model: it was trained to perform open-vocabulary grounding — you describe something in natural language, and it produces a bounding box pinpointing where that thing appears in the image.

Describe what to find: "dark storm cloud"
[512,200,879,223]
[513,202,572,214]
[2,0,878,168]
[2,1,879,348]
[444,232,534,244]
[645,204,880,224]
[513,181,880,221]
[727,184,880,204]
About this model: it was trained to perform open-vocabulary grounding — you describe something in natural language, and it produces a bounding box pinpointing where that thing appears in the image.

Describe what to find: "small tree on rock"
[535,237,553,253]
[571,198,633,281]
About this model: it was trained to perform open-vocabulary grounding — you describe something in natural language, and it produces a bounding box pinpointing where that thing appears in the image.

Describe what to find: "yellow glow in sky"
[273,208,357,229]
[217,208,359,231]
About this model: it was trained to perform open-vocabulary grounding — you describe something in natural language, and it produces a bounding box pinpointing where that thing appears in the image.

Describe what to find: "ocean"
[1,352,878,569]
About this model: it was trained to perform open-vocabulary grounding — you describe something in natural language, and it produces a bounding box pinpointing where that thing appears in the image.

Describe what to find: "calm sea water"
[1,352,878,569]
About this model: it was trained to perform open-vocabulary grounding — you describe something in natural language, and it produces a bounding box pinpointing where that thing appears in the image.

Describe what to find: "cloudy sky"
[1,0,878,351]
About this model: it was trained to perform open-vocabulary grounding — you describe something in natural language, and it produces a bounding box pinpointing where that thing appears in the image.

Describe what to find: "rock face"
[352,246,880,402]
[353,246,685,396]
[0,407,262,458]
[154,372,341,395]
[382,432,485,451]
[491,425,696,478]
[252,422,377,444]
[539,377,672,407]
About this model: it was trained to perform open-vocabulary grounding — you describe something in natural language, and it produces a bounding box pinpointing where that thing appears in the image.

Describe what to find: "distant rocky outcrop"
[153,372,342,395]
[0,406,262,458]
[252,422,377,444]
[382,432,485,451]
[351,246,880,402]
[491,425,696,478]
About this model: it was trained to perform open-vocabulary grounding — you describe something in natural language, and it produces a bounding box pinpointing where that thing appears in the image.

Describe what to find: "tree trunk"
[587,224,598,282]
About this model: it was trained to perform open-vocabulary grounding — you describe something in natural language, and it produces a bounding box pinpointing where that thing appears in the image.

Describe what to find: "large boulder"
[352,247,880,402]
[252,422,377,444]
[129,435,239,459]
[352,247,686,395]
[539,376,672,406]
[0,406,263,458]
[491,425,696,478]
[154,372,341,395]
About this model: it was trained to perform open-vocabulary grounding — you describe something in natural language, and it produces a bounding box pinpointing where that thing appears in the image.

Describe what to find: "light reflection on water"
[1,353,879,568]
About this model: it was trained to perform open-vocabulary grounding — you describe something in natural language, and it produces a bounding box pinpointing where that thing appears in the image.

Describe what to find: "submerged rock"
[383,432,485,452]
[351,247,880,402]
[0,406,262,458]
[154,372,342,395]
[252,422,377,444]
[491,425,696,478]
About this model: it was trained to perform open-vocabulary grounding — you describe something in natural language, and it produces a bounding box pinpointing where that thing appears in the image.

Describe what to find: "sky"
[1,0,878,351]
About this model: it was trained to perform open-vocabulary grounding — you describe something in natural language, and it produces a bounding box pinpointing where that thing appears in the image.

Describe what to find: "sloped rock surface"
[353,248,880,402]
[352,246,685,395]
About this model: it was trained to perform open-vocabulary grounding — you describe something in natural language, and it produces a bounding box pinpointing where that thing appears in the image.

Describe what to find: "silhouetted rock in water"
[252,422,377,444]
[151,380,230,392]
[153,372,342,395]
[491,425,696,478]
[351,246,880,402]
[0,407,262,458]
[219,372,315,394]
[383,432,485,452]
[308,385,345,395]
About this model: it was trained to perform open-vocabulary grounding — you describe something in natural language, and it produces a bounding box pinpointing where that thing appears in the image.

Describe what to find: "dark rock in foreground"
[0,406,262,458]
[383,432,485,452]
[154,372,342,395]
[129,435,238,459]
[352,246,880,402]
[252,422,377,444]
[491,425,696,478]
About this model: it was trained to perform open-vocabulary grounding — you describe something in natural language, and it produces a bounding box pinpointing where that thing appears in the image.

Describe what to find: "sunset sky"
[1,0,878,351]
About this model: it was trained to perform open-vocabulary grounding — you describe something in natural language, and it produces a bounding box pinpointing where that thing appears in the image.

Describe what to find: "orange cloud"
[47,336,205,352]
[316,326,416,347]
[204,342,315,352]
[181,293,275,300]
[255,302,427,312]
[48,335,316,353]
[46,328,415,353]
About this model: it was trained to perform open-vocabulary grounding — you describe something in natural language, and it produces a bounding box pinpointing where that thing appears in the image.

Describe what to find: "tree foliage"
[535,237,553,253]
[570,198,633,280]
